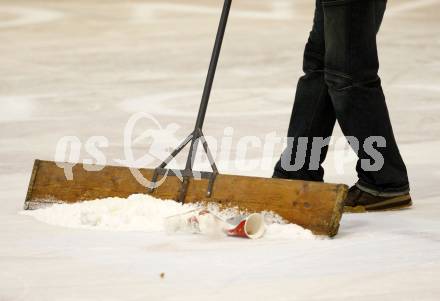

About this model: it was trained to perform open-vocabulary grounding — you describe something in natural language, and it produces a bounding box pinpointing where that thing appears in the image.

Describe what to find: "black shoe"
[344,186,412,213]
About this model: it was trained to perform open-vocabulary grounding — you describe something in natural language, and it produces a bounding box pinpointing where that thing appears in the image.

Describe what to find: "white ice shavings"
[21,194,317,240]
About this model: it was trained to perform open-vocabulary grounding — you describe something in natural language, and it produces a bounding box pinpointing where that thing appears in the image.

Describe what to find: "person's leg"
[322,0,409,195]
[273,0,336,181]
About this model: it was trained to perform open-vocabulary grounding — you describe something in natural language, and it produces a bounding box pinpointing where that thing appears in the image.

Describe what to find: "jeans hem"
[272,169,324,182]
[355,181,410,197]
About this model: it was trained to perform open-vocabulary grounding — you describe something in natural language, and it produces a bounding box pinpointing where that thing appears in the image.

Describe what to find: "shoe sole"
[344,195,412,213]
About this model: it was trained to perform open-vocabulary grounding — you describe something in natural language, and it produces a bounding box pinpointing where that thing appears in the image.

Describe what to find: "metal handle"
[149,0,232,203]
[194,0,232,130]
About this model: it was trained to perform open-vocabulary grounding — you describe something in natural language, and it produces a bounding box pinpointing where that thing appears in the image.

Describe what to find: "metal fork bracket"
[148,129,219,202]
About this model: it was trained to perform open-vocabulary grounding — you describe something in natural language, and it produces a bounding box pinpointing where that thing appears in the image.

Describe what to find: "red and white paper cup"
[226,213,265,239]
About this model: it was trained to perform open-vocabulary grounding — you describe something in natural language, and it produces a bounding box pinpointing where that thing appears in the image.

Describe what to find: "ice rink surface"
[1,0,440,300]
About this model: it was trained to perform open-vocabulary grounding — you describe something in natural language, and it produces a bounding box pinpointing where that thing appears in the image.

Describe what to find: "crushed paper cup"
[164,209,225,235]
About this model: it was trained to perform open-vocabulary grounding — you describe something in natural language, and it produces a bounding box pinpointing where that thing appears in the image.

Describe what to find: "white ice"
[1,0,440,300]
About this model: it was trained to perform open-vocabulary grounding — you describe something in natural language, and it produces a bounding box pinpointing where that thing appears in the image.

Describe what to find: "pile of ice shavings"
[21,194,318,240]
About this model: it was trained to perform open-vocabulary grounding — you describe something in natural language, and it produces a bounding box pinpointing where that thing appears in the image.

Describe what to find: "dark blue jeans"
[274,0,409,196]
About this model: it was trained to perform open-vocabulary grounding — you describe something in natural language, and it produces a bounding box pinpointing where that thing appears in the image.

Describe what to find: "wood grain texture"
[25,160,348,236]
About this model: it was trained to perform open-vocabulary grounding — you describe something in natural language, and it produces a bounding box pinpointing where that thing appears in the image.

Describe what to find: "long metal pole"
[184,0,232,171]
[150,0,231,199]
[194,0,232,130]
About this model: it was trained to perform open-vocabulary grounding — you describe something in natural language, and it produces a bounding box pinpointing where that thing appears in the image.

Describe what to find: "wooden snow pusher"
[24,0,348,237]
[25,160,347,237]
